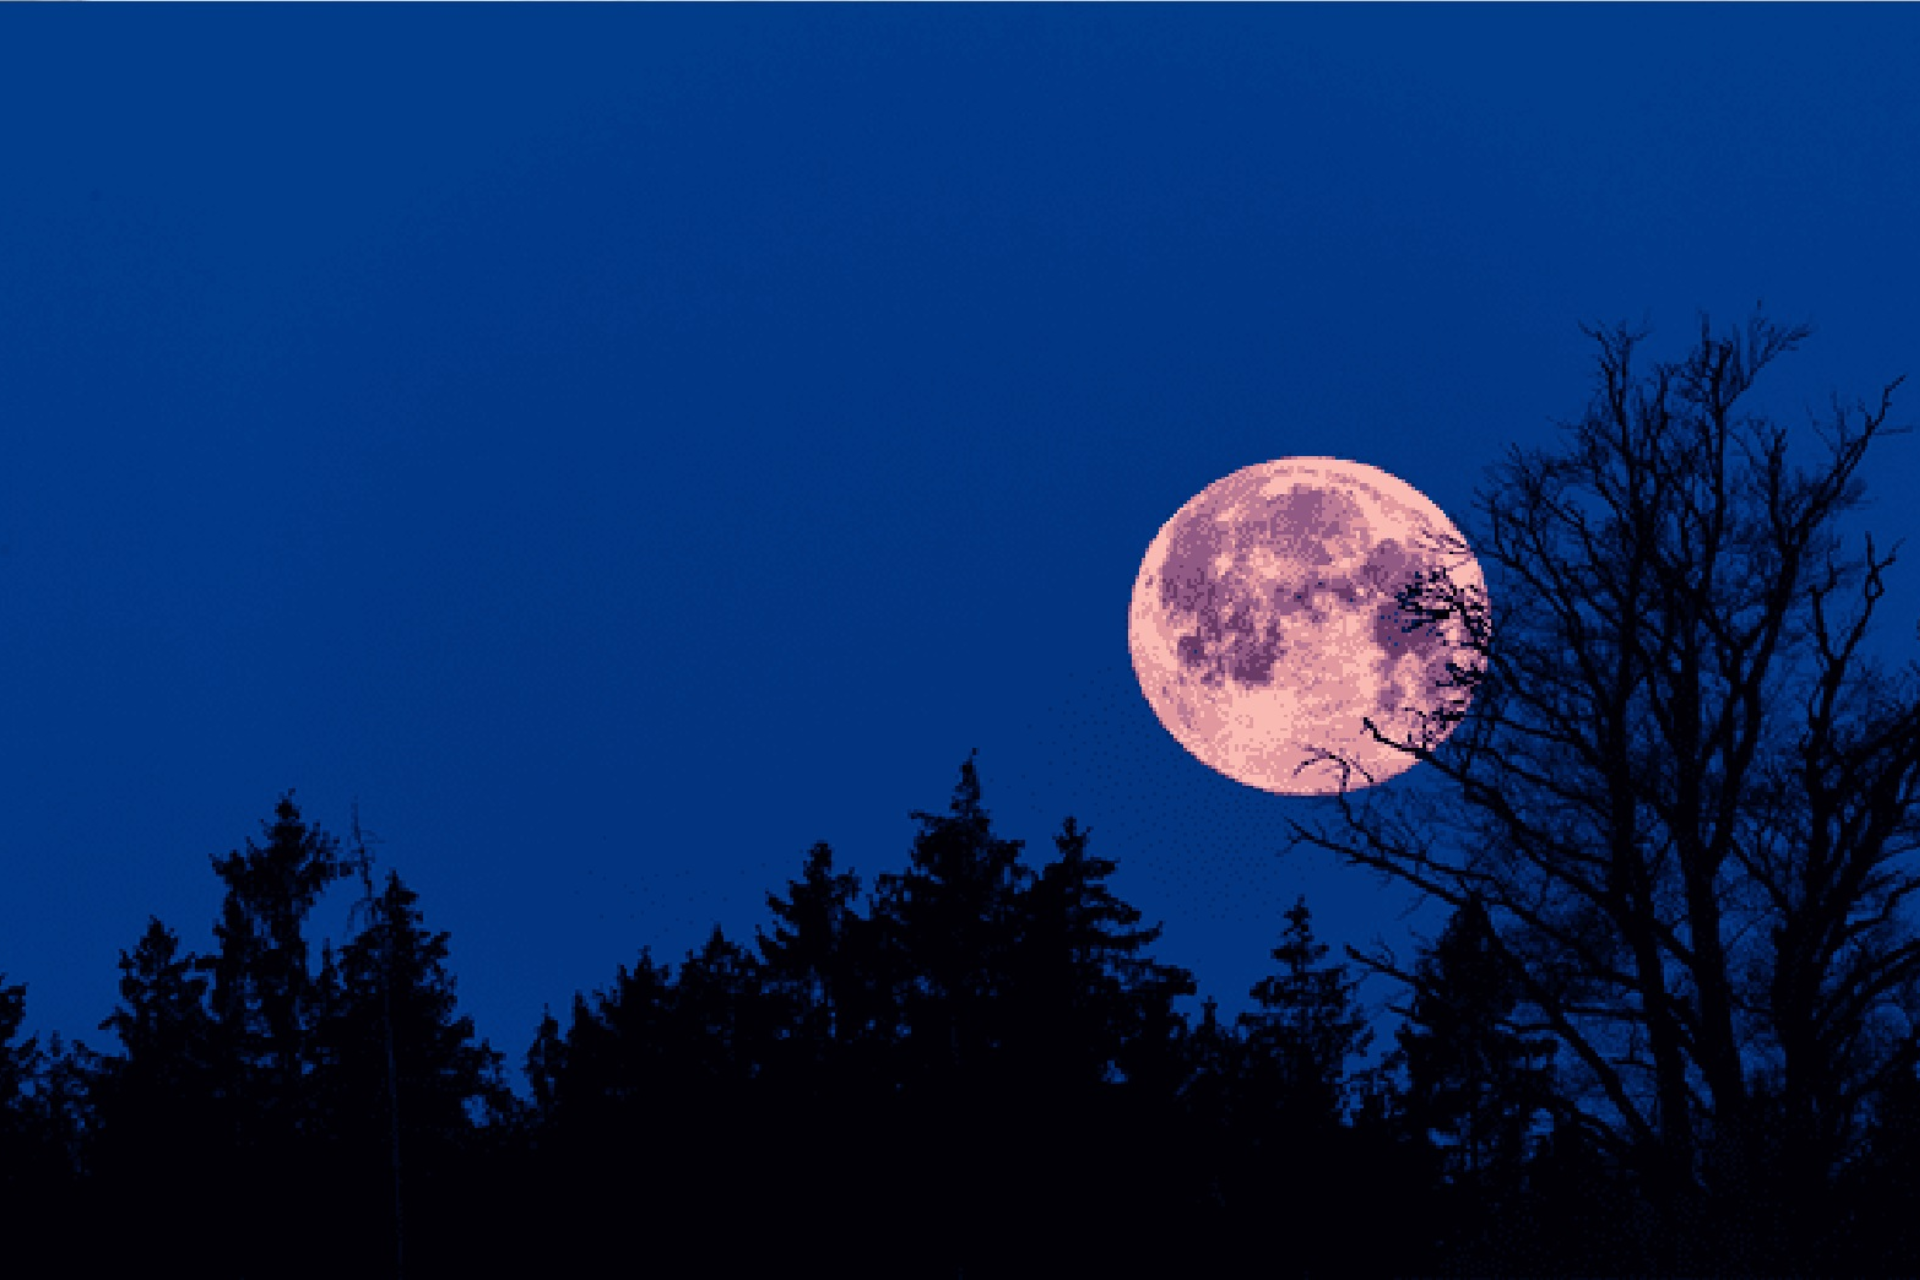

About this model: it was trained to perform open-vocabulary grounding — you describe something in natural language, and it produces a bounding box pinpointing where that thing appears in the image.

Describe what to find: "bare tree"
[1288,313,1920,1270]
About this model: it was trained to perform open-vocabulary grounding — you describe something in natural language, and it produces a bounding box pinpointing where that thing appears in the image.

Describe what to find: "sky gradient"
[3,6,1918,1077]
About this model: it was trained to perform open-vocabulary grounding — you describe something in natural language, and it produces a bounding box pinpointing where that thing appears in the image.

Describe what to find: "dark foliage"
[1393,895,1559,1270]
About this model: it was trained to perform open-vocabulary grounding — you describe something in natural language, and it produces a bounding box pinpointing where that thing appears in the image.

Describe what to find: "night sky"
[3,7,1917,1083]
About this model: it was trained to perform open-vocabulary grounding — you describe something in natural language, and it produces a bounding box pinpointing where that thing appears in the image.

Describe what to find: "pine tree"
[1396,896,1557,1190]
[0,976,45,1218]
[862,754,1041,1277]
[871,751,1034,1086]
[756,845,910,1271]
[547,949,679,1129]
[1178,995,1241,1132]
[101,918,217,1075]
[198,794,346,1275]
[335,871,505,1137]
[1011,815,1195,1096]
[523,1006,565,1133]
[1237,895,1373,1133]
[0,980,86,1248]
[983,814,1199,1277]
[675,924,777,1083]
[0,976,37,1136]
[205,792,345,1132]
[757,841,866,1074]
[88,919,221,1261]
[1385,898,1567,1274]
[1161,995,1248,1274]
[1218,900,1377,1279]
[313,866,507,1272]
[528,950,687,1269]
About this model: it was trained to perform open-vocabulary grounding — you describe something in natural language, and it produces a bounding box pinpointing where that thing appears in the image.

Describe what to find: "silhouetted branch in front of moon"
[1296,742,1378,794]
[1129,456,1490,795]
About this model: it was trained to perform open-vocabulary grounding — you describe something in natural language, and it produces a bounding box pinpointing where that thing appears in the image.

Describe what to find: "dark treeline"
[0,756,1912,1278]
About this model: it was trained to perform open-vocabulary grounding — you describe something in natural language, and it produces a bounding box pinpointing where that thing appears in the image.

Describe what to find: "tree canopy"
[1289,311,1920,1273]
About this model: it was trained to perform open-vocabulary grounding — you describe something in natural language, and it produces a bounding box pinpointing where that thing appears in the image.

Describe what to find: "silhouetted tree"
[1519,1106,1653,1277]
[0,981,85,1246]
[1010,816,1196,1096]
[1399,897,1557,1179]
[1212,897,1372,1276]
[0,977,48,1226]
[1394,896,1558,1272]
[206,792,344,1127]
[757,840,867,1074]
[1340,1054,1447,1277]
[553,948,679,1118]
[871,751,1035,1090]
[1288,311,1920,1273]
[200,793,346,1272]
[1239,895,1373,1132]
[946,816,1195,1275]
[1177,993,1240,1129]
[522,1005,565,1133]
[100,919,217,1082]
[1161,995,1243,1268]
[1829,1041,1920,1275]
[678,923,783,1082]
[865,754,1052,1276]
[87,919,221,1261]
[0,976,37,1131]
[335,804,408,1279]
[525,948,685,1265]
[313,867,508,1274]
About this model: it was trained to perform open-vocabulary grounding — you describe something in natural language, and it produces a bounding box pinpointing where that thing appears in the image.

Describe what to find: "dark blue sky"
[3,7,1916,1077]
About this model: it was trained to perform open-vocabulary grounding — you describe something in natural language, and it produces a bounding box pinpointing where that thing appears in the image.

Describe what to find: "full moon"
[1128,456,1488,795]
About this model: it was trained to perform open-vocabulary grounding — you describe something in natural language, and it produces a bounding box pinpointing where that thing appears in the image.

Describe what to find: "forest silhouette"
[1,314,1917,1279]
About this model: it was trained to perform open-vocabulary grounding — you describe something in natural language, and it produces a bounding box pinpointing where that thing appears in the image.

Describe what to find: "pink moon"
[1127,456,1488,795]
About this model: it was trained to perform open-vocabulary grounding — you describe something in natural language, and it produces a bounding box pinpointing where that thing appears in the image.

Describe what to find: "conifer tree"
[205,792,344,1131]
[89,919,221,1259]
[1178,994,1241,1132]
[755,845,903,1267]
[322,870,505,1145]
[0,976,44,1194]
[1237,895,1373,1132]
[1218,899,1377,1278]
[523,1006,565,1133]
[863,754,1043,1278]
[757,841,865,1072]
[0,982,85,1249]
[1011,816,1195,1096]
[548,948,678,1127]
[197,794,346,1274]
[871,751,1033,1085]
[0,976,37,1132]
[100,919,217,1078]
[313,867,507,1273]
[1396,896,1557,1189]
[526,950,691,1269]
[674,923,774,1083]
